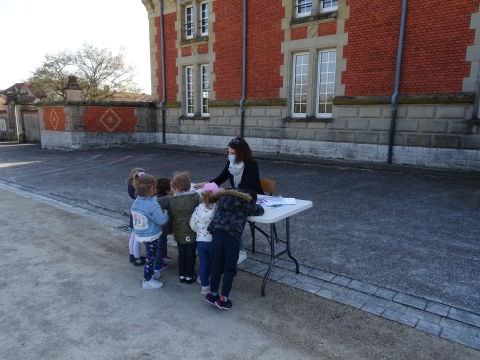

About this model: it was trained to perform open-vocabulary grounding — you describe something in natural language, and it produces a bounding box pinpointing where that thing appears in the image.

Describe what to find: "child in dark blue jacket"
[205,189,264,310]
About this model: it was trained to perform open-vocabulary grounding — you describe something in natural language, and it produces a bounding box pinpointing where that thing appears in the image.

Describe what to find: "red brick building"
[38,1,480,170]
[141,0,480,168]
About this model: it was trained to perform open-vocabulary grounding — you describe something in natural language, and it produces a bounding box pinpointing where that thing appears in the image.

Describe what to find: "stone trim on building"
[280,0,348,118]
[462,3,480,95]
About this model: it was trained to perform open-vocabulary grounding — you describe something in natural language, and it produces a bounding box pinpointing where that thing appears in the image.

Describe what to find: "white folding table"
[247,199,313,296]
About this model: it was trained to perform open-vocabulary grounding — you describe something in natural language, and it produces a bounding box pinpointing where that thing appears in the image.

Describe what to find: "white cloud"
[0,0,151,93]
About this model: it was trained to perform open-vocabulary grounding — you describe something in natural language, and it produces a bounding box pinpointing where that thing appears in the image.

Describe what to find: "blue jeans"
[197,241,212,287]
[154,233,167,271]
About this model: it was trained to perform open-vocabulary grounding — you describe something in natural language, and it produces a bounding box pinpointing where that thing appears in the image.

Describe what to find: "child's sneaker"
[185,275,197,284]
[134,258,145,266]
[215,296,233,310]
[129,254,135,263]
[153,271,162,280]
[142,279,164,289]
[237,250,247,264]
[179,276,186,283]
[205,292,219,305]
[201,286,210,295]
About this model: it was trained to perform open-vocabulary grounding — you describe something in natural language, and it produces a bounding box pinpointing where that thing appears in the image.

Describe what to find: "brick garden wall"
[43,106,66,131]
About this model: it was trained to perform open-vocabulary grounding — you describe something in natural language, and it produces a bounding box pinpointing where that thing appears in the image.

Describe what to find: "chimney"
[65,75,83,101]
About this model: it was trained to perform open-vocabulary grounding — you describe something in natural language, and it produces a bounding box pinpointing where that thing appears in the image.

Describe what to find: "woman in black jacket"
[211,137,264,195]
[197,137,263,264]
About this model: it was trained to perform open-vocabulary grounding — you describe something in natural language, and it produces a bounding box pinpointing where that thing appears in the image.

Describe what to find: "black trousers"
[210,230,240,298]
[178,242,196,278]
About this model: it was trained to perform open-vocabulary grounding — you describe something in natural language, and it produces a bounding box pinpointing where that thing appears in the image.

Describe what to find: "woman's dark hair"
[156,178,171,197]
[228,137,253,163]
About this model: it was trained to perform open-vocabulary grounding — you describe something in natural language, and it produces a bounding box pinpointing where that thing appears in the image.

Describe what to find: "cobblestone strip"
[239,255,480,350]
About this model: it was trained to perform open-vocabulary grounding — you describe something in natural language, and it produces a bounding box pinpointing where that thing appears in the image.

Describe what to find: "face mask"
[228,154,236,163]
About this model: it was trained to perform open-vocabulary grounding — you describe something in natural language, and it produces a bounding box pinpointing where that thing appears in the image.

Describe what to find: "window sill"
[284,116,334,123]
[180,36,209,45]
[290,11,337,26]
[179,115,210,121]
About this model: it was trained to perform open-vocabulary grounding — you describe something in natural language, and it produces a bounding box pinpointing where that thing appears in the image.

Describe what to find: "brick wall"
[83,107,137,133]
[318,21,336,36]
[155,13,177,102]
[291,25,308,41]
[43,106,66,131]
[343,0,478,96]
[213,0,243,100]
[246,0,284,99]
[400,0,477,94]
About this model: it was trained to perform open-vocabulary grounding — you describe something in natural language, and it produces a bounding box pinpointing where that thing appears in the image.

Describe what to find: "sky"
[0,0,151,93]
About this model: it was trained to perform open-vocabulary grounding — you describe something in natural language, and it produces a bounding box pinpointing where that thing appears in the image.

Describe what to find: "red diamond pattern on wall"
[49,108,59,130]
[99,108,123,132]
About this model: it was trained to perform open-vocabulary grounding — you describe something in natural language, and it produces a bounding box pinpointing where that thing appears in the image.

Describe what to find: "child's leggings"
[129,232,141,258]
[210,230,240,298]
[144,239,159,281]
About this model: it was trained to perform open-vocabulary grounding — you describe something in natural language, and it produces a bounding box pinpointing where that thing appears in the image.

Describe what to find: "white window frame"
[320,0,338,13]
[295,0,312,18]
[316,49,336,118]
[291,53,309,118]
[185,66,195,116]
[201,64,210,117]
[200,1,209,36]
[184,5,195,39]
[0,118,6,132]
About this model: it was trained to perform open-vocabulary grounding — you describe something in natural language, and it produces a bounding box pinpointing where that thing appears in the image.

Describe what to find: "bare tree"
[30,52,75,101]
[29,44,139,101]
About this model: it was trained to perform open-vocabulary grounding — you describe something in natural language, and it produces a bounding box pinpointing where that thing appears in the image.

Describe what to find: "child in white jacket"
[190,182,220,294]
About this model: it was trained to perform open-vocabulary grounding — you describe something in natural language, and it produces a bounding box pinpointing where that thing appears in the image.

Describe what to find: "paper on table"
[257,195,297,207]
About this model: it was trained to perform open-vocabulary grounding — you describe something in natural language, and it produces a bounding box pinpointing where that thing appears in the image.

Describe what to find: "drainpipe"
[239,0,247,138]
[159,0,167,143]
[387,0,408,164]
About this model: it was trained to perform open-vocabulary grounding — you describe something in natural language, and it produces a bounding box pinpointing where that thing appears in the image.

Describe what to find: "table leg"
[249,222,256,254]
[261,223,276,297]
[285,218,299,274]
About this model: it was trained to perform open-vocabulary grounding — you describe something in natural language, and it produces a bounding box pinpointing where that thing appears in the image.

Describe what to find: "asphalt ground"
[0,142,479,315]
[1,189,479,360]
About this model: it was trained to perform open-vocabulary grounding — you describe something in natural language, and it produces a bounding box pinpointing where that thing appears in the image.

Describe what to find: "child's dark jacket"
[208,189,264,240]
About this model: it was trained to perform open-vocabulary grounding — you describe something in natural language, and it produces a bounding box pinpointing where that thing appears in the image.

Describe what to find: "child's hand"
[193,182,207,189]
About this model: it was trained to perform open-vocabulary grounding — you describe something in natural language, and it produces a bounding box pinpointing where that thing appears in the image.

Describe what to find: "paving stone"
[440,318,480,350]
[308,268,335,282]
[331,275,352,286]
[393,293,427,310]
[348,280,378,295]
[375,288,397,301]
[406,307,442,325]
[362,303,386,316]
[316,288,337,300]
[295,277,324,294]
[416,320,442,336]
[334,289,370,310]
[383,303,419,327]
[448,307,480,328]
[425,301,451,317]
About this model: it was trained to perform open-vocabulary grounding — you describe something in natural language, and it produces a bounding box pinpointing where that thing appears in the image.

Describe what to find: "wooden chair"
[260,179,276,195]
[249,179,278,253]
